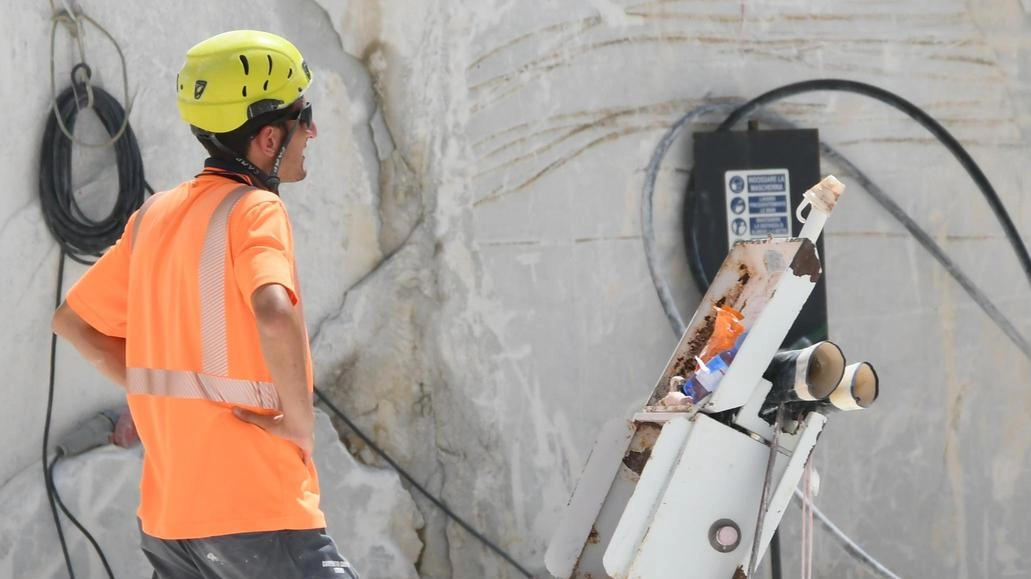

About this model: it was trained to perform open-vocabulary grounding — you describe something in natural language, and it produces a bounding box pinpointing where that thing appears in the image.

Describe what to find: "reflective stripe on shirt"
[199,186,251,376]
[127,367,281,409]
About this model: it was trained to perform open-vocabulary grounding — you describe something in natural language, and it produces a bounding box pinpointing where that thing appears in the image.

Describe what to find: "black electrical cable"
[40,67,149,579]
[684,78,1031,295]
[716,79,1031,289]
[44,254,118,579]
[301,211,531,575]
[680,79,1031,358]
[47,454,117,579]
[42,254,77,579]
[39,63,150,265]
[313,387,534,578]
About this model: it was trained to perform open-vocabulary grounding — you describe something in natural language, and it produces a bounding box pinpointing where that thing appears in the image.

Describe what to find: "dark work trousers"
[140,524,359,579]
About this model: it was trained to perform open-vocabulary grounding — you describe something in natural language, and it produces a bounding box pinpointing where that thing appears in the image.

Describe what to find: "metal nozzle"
[827,362,879,411]
[765,341,846,403]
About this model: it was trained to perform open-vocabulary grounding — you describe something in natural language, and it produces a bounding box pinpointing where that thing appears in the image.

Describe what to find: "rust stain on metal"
[738,264,751,286]
[622,422,662,475]
[682,313,715,364]
[720,261,754,310]
[733,565,748,579]
[586,525,601,544]
[788,239,821,283]
[650,255,757,405]
[634,422,662,448]
[622,447,652,475]
[656,312,711,399]
[671,264,753,378]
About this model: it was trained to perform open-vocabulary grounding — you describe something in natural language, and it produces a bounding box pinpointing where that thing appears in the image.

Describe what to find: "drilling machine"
[545,176,879,579]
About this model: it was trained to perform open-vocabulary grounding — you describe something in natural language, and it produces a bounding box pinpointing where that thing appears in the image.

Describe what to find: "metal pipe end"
[828,362,879,411]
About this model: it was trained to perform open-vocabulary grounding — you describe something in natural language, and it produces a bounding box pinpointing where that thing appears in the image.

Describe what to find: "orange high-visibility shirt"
[66,170,325,539]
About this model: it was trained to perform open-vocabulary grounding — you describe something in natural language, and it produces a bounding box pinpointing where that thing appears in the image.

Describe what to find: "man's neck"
[201,157,274,192]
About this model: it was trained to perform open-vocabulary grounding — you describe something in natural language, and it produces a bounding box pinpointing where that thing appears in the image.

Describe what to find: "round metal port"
[709,519,741,553]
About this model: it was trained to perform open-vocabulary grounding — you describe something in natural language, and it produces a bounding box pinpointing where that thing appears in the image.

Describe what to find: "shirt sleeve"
[230,197,298,311]
[64,212,137,338]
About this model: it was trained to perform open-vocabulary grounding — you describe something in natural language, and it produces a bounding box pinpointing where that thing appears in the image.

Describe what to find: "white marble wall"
[2,0,1030,577]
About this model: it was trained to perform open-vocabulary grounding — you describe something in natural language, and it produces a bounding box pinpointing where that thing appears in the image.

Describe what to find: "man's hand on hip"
[232,407,314,458]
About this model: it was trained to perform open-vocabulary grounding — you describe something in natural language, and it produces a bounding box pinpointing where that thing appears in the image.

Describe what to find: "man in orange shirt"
[51,30,358,579]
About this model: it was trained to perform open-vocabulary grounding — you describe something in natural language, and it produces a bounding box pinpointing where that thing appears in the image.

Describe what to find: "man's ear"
[250,125,283,160]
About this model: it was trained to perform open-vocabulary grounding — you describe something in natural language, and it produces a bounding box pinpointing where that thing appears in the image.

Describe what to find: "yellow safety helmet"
[177,30,311,134]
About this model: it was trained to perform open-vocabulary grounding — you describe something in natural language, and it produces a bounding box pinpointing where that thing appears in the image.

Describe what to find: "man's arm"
[232,283,315,457]
[51,302,128,389]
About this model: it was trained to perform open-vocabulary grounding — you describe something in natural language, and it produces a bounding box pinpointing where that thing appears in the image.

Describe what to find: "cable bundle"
[39,64,147,264]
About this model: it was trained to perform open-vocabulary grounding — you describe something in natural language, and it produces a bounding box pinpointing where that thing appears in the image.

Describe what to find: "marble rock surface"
[2,0,1031,578]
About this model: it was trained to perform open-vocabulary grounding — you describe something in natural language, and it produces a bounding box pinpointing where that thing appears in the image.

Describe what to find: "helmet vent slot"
[242,86,248,97]
[267,54,273,75]
[239,55,250,75]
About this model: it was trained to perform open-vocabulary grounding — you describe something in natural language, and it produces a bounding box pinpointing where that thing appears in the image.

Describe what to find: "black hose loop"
[38,81,148,264]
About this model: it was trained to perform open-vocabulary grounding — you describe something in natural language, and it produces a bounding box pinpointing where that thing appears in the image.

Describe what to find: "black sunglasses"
[290,101,313,127]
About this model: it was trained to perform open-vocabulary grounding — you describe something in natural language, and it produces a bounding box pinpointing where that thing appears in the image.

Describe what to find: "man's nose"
[305,121,318,138]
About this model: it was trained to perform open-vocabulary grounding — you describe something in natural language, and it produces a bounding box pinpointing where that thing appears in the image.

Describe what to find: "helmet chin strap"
[202,127,298,194]
[268,121,301,192]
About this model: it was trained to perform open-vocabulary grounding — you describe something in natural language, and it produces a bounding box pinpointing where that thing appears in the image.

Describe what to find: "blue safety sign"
[745,173,786,193]
[747,195,788,214]
[750,216,789,236]
[723,168,792,249]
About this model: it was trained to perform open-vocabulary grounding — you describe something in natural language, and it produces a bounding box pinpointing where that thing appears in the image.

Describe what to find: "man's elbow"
[52,302,79,338]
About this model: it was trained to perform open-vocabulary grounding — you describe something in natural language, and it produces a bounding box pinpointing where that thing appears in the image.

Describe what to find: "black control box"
[687,128,827,347]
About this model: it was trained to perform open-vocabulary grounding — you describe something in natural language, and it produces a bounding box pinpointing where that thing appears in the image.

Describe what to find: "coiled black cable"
[39,63,150,265]
[40,63,148,579]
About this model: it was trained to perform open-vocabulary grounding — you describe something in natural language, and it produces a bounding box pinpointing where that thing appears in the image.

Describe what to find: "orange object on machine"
[699,305,745,362]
